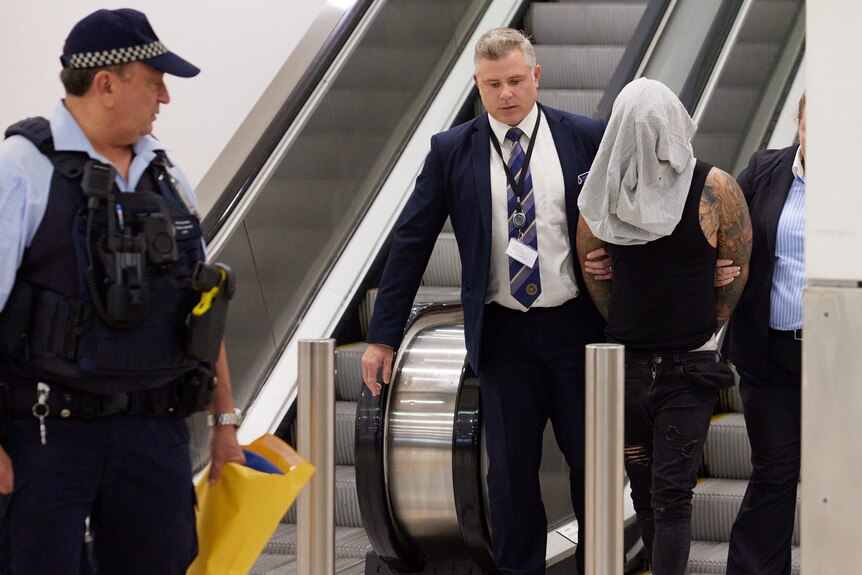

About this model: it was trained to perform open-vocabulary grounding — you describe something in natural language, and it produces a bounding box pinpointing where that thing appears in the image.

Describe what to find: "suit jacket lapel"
[472,115,493,238]
[765,146,797,257]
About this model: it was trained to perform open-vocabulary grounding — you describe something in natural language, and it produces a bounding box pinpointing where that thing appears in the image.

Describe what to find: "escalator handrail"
[678,0,746,115]
[594,0,675,121]
[201,0,374,244]
[355,303,465,570]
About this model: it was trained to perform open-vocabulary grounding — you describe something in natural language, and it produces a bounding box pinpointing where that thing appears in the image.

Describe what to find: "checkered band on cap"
[65,41,168,69]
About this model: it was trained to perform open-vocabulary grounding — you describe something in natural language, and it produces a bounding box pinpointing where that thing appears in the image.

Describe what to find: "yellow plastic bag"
[187,434,315,575]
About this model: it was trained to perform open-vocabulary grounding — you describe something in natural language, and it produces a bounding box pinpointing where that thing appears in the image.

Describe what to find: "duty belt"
[6,380,187,419]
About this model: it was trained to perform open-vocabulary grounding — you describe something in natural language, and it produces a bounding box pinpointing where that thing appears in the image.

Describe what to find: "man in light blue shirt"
[0,9,243,574]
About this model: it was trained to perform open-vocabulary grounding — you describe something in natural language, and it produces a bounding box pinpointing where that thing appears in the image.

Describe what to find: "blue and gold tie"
[506,127,542,308]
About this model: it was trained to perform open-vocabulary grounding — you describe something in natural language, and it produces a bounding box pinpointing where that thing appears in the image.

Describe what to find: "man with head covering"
[576,78,752,574]
[0,9,243,574]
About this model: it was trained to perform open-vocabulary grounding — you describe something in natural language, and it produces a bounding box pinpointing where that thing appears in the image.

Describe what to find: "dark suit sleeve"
[365,136,449,348]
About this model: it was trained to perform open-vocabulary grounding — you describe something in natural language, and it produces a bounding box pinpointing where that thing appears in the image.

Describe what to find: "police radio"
[81,161,114,206]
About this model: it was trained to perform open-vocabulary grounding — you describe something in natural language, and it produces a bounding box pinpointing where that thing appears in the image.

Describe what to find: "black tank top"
[606,160,716,353]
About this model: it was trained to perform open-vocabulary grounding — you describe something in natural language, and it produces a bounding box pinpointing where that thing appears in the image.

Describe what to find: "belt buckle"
[793,329,803,341]
[102,393,130,415]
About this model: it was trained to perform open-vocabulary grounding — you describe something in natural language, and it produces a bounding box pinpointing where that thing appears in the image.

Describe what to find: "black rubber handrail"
[594,0,674,121]
[201,0,374,243]
[452,374,499,573]
[678,0,746,114]
[355,383,424,572]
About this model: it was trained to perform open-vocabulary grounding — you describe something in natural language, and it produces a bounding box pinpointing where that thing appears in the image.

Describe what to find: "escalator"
[192,0,805,573]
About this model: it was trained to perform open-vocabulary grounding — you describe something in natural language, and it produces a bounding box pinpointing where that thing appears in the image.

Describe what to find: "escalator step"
[336,342,367,402]
[251,546,367,574]
[263,524,371,559]
[702,413,753,480]
[719,382,743,414]
[691,478,801,544]
[528,2,646,45]
[687,540,800,574]
[534,45,626,90]
[538,88,604,117]
[336,401,357,466]
[283,465,363,527]
[422,232,460,287]
[361,286,461,337]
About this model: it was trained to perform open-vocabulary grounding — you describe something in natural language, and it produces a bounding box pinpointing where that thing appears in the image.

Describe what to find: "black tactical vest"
[0,117,206,393]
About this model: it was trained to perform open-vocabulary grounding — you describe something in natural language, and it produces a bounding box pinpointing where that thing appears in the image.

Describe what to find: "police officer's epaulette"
[5,117,90,179]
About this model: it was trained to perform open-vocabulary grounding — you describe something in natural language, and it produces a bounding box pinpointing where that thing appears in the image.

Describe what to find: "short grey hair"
[474,28,536,72]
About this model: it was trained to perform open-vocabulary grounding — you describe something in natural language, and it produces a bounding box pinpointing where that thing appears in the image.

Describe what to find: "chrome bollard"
[585,343,625,575]
[297,339,336,575]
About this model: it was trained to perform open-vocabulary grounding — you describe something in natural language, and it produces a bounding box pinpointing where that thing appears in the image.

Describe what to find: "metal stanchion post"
[584,343,625,575]
[297,339,336,575]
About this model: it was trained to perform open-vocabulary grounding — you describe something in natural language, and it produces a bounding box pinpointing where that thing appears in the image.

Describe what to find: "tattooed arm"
[576,214,612,320]
[700,168,753,331]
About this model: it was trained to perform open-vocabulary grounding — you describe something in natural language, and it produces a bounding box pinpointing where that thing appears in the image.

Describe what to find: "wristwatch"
[207,408,243,427]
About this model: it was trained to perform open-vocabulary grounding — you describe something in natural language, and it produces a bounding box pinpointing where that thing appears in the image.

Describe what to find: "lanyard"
[489,111,542,226]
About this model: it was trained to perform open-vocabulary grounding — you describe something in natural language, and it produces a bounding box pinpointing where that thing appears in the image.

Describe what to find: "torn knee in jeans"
[681,439,699,458]
[657,425,699,458]
[625,444,651,466]
[661,425,681,442]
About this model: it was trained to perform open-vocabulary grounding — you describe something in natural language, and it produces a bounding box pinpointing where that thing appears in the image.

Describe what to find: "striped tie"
[506,127,542,308]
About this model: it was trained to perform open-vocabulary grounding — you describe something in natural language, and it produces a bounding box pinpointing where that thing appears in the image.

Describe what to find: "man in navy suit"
[362,28,609,575]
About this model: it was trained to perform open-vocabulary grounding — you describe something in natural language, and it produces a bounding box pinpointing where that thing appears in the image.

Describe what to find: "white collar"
[792,146,805,181]
[488,104,540,147]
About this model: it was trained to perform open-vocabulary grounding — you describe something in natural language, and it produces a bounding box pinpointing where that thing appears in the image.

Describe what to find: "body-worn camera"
[142,213,178,264]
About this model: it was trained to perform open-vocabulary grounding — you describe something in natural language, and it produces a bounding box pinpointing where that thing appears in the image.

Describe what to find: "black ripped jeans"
[623,350,732,575]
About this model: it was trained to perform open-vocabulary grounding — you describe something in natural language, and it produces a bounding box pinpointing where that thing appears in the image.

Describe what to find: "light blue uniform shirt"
[0,101,198,310]
[769,147,805,330]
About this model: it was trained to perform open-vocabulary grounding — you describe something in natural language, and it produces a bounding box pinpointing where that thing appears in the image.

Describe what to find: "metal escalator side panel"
[385,323,467,554]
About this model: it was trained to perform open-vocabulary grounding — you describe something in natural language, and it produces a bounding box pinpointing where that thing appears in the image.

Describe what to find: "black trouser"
[727,330,802,575]
[478,300,587,575]
[623,351,731,575]
[0,414,196,575]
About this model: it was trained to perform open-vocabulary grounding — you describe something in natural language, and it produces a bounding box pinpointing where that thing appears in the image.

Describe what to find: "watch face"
[209,409,242,426]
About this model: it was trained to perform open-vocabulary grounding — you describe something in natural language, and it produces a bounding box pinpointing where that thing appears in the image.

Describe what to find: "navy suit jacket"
[366,104,607,371]
[722,144,799,378]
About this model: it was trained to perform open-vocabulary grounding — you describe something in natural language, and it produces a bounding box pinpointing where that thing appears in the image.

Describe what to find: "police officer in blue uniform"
[0,9,244,575]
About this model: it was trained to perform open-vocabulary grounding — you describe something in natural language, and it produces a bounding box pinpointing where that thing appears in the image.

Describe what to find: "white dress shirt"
[485,104,579,310]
